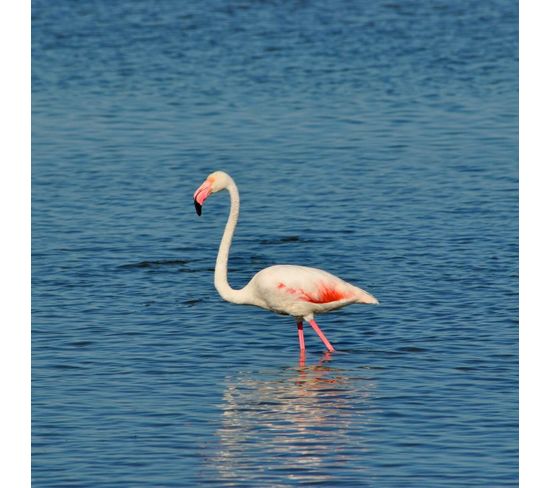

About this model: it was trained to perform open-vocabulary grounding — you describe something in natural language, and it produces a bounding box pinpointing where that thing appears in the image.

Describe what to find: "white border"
[0,0,31,486]
[520,1,550,486]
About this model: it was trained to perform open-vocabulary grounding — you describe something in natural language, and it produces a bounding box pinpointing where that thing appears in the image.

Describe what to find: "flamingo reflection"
[207,353,375,485]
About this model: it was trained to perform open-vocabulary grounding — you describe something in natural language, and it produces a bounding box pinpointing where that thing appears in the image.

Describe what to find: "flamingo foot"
[308,319,335,352]
[297,321,305,351]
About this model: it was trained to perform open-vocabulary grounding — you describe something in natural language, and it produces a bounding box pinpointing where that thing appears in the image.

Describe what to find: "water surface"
[32,0,518,486]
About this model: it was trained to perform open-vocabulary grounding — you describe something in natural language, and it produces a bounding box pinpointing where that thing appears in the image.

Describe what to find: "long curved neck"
[214,180,248,304]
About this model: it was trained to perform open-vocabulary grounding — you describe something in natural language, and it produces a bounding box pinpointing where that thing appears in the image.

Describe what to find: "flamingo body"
[193,171,378,354]
[247,264,378,319]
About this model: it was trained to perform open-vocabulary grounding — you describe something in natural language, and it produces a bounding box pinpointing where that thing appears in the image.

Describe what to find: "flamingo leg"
[299,349,306,368]
[308,319,335,352]
[297,321,305,351]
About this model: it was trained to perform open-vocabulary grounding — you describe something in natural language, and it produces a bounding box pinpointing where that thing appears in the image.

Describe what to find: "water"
[32,0,518,486]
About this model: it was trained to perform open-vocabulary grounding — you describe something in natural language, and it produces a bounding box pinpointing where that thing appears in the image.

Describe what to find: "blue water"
[32,0,518,486]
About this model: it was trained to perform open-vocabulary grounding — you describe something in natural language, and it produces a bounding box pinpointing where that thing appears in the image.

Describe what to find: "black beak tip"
[194,199,202,216]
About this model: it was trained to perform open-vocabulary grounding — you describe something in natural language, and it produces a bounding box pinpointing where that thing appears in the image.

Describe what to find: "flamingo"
[193,171,379,354]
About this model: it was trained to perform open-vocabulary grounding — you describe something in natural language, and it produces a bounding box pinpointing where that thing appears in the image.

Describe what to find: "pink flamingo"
[193,171,379,354]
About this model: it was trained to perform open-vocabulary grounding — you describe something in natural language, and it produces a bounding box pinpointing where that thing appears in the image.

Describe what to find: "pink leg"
[297,321,305,351]
[299,349,306,368]
[308,319,335,352]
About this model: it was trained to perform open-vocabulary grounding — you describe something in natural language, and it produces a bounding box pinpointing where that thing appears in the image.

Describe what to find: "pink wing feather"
[263,265,359,303]
[277,280,353,303]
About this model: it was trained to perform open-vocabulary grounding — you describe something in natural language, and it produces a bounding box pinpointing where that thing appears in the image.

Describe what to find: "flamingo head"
[193,171,231,216]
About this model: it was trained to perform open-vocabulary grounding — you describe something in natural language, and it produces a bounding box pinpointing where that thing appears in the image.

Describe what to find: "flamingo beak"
[194,199,202,216]
[193,180,213,216]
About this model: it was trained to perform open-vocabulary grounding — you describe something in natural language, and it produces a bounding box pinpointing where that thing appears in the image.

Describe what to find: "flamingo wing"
[273,267,356,304]
[250,265,375,317]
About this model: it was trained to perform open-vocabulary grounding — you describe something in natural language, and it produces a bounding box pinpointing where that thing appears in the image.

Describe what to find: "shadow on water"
[118,259,191,269]
[117,259,216,274]
[258,235,306,245]
[206,353,376,485]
